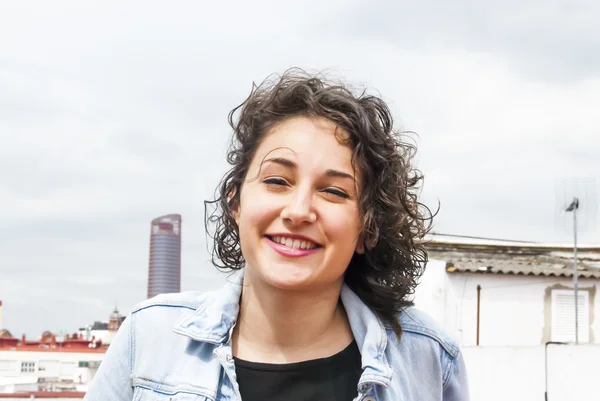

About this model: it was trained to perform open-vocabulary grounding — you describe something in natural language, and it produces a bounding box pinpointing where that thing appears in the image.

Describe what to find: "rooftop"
[425,234,600,279]
[0,331,106,353]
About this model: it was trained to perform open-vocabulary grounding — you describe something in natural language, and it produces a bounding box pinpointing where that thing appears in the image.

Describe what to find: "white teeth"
[270,236,317,250]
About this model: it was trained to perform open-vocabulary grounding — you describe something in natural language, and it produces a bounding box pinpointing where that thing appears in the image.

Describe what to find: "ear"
[355,234,365,254]
[228,189,240,225]
[232,202,240,225]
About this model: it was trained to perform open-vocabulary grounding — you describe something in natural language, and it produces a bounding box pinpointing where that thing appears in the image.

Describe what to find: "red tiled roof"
[0,392,85,398]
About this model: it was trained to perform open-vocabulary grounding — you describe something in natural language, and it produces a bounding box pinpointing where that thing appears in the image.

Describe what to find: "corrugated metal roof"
[443,257,600,278]
[426,239,600,279]
[424,238,600,253]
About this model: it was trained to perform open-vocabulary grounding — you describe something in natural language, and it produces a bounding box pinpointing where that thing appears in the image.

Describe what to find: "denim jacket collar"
[172,269,393,388]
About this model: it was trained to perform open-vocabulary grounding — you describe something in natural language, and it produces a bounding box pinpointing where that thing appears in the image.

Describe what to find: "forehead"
[254,116,355,170]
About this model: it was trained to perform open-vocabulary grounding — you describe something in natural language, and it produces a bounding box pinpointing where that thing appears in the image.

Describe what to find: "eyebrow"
[263,157,355,181]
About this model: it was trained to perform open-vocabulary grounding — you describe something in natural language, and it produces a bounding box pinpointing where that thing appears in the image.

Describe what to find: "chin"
[261,265,316,291]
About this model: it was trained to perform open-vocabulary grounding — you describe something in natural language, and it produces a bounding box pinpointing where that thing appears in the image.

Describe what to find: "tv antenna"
[554,178,597,344]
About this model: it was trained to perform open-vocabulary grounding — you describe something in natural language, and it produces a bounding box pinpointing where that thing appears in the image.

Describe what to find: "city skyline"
[1,0,599,337]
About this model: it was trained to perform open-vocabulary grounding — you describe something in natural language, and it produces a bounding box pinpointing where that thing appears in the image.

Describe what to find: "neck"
[232,273,353,363]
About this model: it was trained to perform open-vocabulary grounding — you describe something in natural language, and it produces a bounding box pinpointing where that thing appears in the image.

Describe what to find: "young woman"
[84,70,469,401]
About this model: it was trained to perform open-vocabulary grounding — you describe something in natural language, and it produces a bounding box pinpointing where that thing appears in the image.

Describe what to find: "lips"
[269,236,319,250]
[265,235,322,258]
[265,234,322,250]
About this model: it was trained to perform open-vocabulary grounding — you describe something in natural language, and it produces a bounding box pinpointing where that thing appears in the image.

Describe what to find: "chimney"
[0,300,3,330]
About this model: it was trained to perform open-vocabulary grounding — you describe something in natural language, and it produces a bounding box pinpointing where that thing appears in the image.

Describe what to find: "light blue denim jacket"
[85,271,469,401]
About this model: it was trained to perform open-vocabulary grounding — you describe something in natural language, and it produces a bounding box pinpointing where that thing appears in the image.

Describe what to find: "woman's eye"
[263,177,288,186]
[324,188,349,199]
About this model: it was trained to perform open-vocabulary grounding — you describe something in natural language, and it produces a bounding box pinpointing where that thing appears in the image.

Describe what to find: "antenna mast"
[565,197,579,344]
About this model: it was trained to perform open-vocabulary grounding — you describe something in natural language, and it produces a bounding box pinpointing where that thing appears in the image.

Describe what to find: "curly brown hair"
[205,69,433,337]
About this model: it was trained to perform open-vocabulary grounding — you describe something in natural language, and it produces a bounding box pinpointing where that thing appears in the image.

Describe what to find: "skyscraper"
[147,214,182,299]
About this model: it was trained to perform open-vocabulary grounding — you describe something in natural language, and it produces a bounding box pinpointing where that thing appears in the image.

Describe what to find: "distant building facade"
[0,302,106,394]
[78,307,125,347]
[147,214,182,299]
[414,235,600,347]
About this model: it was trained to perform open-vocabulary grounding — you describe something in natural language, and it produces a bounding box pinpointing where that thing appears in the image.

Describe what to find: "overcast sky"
[1,1,599,337]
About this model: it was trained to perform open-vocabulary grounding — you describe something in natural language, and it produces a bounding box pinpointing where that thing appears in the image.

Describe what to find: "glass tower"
[147,214,182,298]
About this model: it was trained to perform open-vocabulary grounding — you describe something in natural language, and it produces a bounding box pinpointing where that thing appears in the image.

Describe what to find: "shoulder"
[132,291,209,314]
[388,308,468,392]
[396,307,460,359]
[128,291,210,331]
[389,308,470,398]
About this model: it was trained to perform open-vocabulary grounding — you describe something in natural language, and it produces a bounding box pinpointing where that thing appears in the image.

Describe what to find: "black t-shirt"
[233,340,362,401]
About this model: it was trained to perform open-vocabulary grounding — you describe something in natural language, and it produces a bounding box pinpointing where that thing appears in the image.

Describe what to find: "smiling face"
[234,116,364,292]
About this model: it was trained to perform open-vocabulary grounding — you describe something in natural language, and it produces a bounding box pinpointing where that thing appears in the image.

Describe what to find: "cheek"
[237,188,279,230]
[323,207,362,242]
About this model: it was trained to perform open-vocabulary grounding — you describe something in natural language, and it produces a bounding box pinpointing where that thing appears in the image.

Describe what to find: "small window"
[60,362,76,377]
[551,289,590,343]
[21,361,35,373]
[0,360,16,372]
[38,360,59,372]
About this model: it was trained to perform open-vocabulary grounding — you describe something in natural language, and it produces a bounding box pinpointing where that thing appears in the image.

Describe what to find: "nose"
[280,186,317,225]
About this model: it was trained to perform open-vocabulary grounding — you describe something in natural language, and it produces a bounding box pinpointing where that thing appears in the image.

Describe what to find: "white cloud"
[0,0,598,336]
